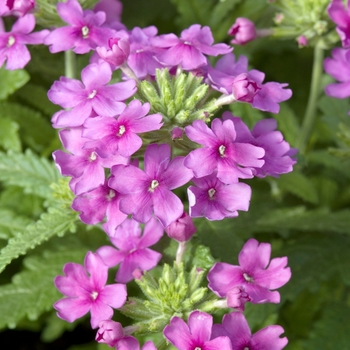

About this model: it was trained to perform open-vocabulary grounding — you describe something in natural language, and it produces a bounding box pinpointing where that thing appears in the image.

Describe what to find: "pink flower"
[228,17,257,45]
[207,238,291,304]
[328,0,350,47]
[6,0,35,16]
[109,144,193,227]
[163,311,232,350]
[0,14,49,70]
[212,312,288,350]
[97,218,163,283]
[96,34,130,67]
[44,0,116,53]
[165,212,196,242]
[54,252,127,329]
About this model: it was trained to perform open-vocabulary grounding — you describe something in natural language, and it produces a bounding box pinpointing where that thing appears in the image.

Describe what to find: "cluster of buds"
[0,0,297,349]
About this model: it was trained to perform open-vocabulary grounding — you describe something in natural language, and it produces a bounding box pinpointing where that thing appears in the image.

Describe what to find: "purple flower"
[207,238,291,304]
[208,53,292,113]
[163,311,232,350]
[184,118,265,184]
[231,73,261,103]
[324,47,350,98]
[53,127,128,195]
[152,24,232,70]
[97,218,163,283]
[212,312,288,350]
[54,252,127,329]
[228,17,257,45]
[226,286,251,311]
[5,0,34,16]
[96,320,124,347]
[71,179,127,233]
[94,0,124,28]
[109,143,193,227]
[328,0,350,47]
[44,0,116,54]
[0,14,49,70]
[48,61,136,128]
[187,172,251,221]
[297,35,308,47]
[82,100,163,158]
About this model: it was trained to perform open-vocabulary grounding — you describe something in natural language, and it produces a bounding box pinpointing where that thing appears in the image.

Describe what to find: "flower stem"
[175,241,186,265]
[64,50,76,79]
[298,43,324,154]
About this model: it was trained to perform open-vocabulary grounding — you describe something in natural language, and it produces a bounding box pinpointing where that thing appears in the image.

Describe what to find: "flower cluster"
[0,0,296,349]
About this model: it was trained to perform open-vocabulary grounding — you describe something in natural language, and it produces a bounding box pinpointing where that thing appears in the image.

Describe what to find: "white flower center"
[106,189,116,200]
[184,41,192,45]
[219,144,226,157]
[88,89,97,99]
[135,49,144,53]
[117,125,126,136]
[82,26,89,38]
[208,188,216,199]
[89,151,97,161]
[149,179,159,192]
[7,36,15,47]
[243,273,254,283]
[91,291,99,300]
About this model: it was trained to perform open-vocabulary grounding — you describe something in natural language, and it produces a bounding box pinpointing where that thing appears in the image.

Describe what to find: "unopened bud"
[96,320,124,347]
[165,212,196,242]
[226,286,251,311]
[96,35,130,67]
[232,73,260,103]
[228,17,257,45]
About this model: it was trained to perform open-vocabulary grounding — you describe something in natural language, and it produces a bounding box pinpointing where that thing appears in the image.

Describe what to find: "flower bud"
[96,320,124,347]
[96,35,130,67]
[297,35,308,48]
[232,73,260,103]
[171,127,184,140]
[226,286,251,311]
[228,17,257,45]
[165,212,196,242]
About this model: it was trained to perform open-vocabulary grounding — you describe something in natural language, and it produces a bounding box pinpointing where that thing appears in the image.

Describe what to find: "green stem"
[64,50,76,79]
[298,43,324,154]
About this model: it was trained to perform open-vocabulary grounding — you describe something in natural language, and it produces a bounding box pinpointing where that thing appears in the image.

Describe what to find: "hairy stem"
[64,50,76,79]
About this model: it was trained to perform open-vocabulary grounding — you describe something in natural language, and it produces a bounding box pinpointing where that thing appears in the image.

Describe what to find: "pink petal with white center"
[84,252,108,290]
[188,311,213,343]
[99,283,127,308]
[207,263,244,297]
[254,257,291,289]
[251,325,288,350]
[163,316,192,349]
[153,186,184,227]
[54,297,91,323]
[238,239,271,271]
[90,300,114,328]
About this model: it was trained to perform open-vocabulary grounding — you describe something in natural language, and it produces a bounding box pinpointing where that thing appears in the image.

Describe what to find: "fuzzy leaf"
[0,207,77,274]
[0,150,59,199]
[0,209,32,240]
[0,243,87,329]
[0,118,21,152]
[0,67,30,100]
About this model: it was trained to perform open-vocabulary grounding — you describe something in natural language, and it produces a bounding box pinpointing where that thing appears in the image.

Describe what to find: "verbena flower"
[328,0,350,47]
[97,217,163,283]
[212,312,288,350]
[228,17,257,45]
[54,252,127,329]
[207,238,291,304]
[109,143,193,227]
[164,311,232,350]
[48,61,136,128]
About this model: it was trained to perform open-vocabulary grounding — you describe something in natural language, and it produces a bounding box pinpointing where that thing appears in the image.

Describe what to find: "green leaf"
[0,67,30,100]
[0,243,87,329]
[0,209,32,240]
[303,302,350,349]
[0,150,59,199]
[274,103,300,146]
[0,102,55,152]
[0,207,77,274]
[277,171,319,204]
[0,118,21,152]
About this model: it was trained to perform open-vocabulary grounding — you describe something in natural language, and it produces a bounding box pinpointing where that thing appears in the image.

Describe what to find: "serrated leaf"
[0,209,32,240]
[0,102,55,152]
[0,67,30,100]
[277,171,319,204]
[0,207,77,274]
[0,118,21,152]
[303,302,350,350]
[0,244,87,329]
[0,150,59,199]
